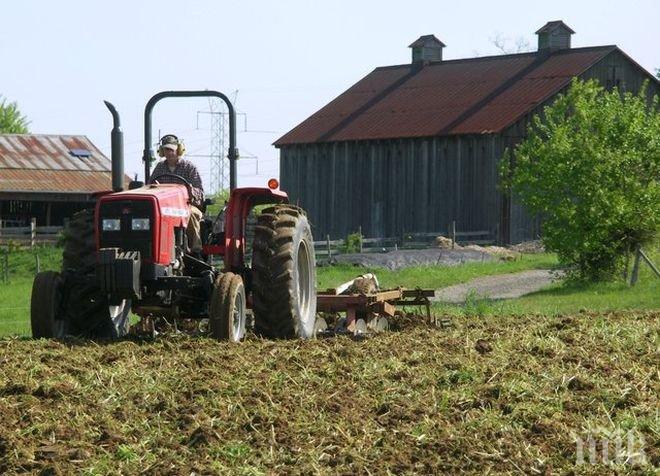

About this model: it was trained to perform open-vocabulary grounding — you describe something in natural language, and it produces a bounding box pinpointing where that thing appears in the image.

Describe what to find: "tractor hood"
[95,183,191,265]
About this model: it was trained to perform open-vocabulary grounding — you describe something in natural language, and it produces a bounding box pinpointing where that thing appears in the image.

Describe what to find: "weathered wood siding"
[581,50,659,100]
[281,135,503,241]
[501,50,659,243]
[280,50,658,244]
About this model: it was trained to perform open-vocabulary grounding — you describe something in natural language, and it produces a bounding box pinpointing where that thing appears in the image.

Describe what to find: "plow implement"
[315,285,437,337]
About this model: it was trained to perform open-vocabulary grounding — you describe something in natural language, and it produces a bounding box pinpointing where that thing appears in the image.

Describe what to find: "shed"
[0,134,128,227]
[275,21,659,244]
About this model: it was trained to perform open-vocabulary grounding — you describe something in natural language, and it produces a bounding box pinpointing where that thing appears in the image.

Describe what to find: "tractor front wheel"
[31,271,68,338]
[210,272,246,342]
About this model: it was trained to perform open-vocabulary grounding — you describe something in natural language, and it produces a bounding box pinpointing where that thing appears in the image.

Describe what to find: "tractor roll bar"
[142,90,238,190]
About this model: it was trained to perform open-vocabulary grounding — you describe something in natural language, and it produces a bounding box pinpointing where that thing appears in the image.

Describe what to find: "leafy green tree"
[0,96,29,133]
[502,79,659,281]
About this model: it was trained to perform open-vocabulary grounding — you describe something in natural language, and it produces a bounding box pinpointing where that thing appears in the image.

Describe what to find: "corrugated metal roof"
[0,169,119,193]
[274,46,616,146]
[0,134,125,193]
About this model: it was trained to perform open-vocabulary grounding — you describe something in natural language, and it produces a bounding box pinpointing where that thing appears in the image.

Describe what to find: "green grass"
[2,245,658,337]
[0,246,62,336]
[316,253,559,290]
[433,245,660,317]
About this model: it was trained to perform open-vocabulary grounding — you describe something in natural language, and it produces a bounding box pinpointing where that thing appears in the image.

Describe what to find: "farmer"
[149,134,204,256]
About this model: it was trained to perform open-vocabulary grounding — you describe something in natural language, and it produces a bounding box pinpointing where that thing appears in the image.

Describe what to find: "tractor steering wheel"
[151,174,194,203]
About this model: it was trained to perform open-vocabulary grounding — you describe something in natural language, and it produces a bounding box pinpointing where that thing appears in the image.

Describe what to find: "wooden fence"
[0,219,63,248]
[314,224,495,262]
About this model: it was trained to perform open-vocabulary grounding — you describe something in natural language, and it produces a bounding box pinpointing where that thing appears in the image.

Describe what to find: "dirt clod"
[474,339,492,354]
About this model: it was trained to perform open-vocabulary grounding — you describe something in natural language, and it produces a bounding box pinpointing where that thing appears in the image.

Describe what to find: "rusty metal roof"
[0,134,123,193]
[274,46,617,146]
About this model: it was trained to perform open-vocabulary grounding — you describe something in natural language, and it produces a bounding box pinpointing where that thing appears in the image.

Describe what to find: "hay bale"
[435,236,455,249]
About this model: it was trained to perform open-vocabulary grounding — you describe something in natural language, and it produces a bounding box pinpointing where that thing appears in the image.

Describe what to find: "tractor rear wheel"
[31,271,68,338]
[210,272,246,342]
[251,204,316,338]
[61,209,130,339]
[62,209,97,274]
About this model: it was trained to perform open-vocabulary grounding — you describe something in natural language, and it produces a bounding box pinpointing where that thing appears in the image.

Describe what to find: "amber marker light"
[268,178,279,189]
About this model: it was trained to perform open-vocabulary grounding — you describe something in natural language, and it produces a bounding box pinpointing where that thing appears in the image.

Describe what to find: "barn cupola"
[409,35,445,64]
[535,20,575,52]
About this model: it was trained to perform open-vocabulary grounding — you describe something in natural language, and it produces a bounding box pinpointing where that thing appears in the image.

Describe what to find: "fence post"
[623,242,631,281]
[451,221,456,250]
[639,248,660,278]
[326,235,331,264]
[31,217,37,249]
[358,226,363,253]
[35,252,40,275]
[2,249,8,283]
[629,245,641,287]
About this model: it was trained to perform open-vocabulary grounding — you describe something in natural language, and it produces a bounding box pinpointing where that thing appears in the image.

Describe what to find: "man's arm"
[148,162,165,183]
[187,162,204,207]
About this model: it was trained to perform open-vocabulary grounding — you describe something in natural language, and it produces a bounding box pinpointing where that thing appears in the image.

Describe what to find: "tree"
[489,32,531,54]
[501,79,659,281]
[0,96,29,133]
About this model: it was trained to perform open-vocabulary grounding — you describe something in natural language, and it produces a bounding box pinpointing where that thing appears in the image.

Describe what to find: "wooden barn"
[275,21,659,244]
[0,134,127,228]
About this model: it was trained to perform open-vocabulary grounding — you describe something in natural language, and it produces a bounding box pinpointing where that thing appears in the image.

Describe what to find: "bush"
[341,232,362,254]
[502,79,659,281]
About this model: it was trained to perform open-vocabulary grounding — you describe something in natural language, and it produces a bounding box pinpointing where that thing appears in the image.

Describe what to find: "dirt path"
[433,269,562,303]
[334,248,495,270]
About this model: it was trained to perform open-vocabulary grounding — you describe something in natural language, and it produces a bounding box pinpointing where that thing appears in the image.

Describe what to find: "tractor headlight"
[102,218,121,231]
[131,218,150,231]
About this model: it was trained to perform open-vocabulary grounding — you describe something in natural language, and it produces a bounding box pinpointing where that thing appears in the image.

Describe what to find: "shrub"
[501,79,659,281]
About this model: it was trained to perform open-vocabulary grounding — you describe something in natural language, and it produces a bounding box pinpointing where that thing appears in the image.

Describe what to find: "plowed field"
[1,311,657,474]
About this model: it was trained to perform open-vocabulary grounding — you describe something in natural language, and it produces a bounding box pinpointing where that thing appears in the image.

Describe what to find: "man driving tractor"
[149,134,204,255]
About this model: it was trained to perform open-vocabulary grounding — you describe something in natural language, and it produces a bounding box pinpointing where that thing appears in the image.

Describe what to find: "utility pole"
[196,90,244,195]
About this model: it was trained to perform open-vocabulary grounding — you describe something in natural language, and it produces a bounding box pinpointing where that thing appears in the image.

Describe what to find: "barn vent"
[69,148,92,158]
[409,35,445,64]
[535,20,575,52]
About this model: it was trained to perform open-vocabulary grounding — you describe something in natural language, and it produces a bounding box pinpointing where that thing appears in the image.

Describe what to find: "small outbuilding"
[0,134,127,227]
[275,21,659,243]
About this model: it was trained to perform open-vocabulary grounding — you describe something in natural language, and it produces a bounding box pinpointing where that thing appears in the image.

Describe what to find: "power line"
[195,90,241,194]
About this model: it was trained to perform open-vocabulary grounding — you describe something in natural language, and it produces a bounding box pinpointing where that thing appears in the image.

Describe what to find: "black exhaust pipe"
[104,100,124,192]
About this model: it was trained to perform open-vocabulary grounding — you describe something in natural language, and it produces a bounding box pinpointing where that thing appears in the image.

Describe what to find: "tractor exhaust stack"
[104,100,124,192]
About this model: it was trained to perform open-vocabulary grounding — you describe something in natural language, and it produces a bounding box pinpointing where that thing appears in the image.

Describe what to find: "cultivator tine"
[313,317,328,337]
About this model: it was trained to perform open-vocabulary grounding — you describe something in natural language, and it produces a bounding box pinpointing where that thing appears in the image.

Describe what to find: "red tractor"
[31,90,317,341]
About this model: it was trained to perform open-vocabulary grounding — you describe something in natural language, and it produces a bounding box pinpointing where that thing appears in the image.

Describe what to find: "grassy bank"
[315,253,559,290]
[434,245,659,317]
[0,246,62,336]
[0,248,559,337]
[2,246,657,337]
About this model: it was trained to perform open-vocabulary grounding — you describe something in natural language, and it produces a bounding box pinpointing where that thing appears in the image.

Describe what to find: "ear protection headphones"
[157,134,186,157]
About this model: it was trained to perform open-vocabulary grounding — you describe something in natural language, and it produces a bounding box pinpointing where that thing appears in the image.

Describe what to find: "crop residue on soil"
[0,311,658,474]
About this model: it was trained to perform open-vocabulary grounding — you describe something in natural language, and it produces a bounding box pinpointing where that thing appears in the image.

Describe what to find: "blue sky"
[1,0,657,191]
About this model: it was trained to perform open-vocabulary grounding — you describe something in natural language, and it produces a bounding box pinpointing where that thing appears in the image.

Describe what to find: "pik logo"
[573,428,647,466]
